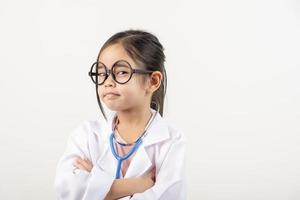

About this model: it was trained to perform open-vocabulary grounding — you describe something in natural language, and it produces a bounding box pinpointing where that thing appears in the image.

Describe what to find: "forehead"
[98,43,137,68]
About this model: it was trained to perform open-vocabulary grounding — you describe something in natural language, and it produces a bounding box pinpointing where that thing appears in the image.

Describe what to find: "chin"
[105,103,132,112]
[105,103,123,111]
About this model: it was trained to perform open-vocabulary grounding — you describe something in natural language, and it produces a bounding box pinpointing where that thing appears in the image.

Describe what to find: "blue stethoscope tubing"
[109,111,157,179]
[109,134,142,179]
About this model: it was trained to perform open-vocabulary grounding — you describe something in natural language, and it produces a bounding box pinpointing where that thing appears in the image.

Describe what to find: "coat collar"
[98,108,170,147]
[93,108,170,178]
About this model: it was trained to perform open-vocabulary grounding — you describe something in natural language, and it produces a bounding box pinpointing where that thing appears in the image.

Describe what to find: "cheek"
[97,86,105,100]
[135,75,149,91]
[121,86,140,99]
[121,82,147,100]
[95,77,148,104]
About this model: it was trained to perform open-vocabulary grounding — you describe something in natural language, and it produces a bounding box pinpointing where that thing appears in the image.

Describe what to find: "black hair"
[95,29,167,120]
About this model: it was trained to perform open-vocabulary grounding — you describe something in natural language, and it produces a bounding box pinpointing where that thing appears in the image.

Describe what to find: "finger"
[145,167,155,179]
[150,167,156,181]
[73,158,89,171]
[73,161,87,171]
[76,158,93,172]
[149,166,155,174]
[84,158,92,166]
[79,158,92,170]
[83,159,93,172]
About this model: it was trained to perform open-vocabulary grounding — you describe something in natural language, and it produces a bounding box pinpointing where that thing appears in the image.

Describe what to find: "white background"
[0,0,299,199]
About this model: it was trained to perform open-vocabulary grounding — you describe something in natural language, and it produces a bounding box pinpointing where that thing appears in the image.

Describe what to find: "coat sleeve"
[130,132,187,200]
[54,121,115,200]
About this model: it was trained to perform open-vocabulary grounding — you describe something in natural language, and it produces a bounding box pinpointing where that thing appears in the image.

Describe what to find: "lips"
[103,92,120,97]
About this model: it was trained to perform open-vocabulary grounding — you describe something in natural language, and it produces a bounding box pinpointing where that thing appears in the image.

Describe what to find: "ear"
[147,71,163,93]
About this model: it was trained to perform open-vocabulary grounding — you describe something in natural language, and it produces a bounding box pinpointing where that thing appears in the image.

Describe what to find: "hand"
[139,167,156,191]
[73,156,93,173]
[104,167,156,200]
[145,167,156,182]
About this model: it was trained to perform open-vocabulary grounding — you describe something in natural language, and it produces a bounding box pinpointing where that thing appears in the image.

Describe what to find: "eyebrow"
[98,60,129,66]
[98,60,138,69]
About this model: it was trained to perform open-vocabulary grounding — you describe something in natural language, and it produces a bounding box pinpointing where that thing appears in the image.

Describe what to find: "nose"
[103,70,116,87]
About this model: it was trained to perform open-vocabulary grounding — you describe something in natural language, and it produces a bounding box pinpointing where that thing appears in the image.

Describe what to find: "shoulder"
[69,118,107,141]
[157,117,187,149]
[165,120,187,143]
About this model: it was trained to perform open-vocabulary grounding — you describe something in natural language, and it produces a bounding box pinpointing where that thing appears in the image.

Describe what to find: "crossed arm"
[73,157,155,200]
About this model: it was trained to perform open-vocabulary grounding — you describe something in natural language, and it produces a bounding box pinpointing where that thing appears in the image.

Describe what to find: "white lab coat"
[54,108,186,200]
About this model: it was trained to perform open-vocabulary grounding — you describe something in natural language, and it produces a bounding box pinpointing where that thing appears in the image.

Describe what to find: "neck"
[116,106,152,129]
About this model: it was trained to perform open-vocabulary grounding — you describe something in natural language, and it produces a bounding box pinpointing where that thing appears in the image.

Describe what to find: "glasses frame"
[88,60,155,85]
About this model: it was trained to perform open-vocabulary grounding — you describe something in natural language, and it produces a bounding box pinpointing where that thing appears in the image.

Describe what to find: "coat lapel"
[124,143,153,178]
[96,142,117,177]
[94,112,118,177]
[124,109,170,178]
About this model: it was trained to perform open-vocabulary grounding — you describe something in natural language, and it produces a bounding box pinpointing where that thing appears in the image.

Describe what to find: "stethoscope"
[109,110,158,179]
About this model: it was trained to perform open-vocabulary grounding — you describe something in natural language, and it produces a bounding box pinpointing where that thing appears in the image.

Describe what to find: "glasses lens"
[90,62,107,85]
[113,61,132,83]
[97,63,107,84]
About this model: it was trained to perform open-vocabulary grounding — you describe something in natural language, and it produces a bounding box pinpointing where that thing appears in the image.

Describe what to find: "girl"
[54,30,186,200]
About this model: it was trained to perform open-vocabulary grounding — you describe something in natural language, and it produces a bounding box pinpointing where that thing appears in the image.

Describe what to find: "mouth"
[104,92,120,98]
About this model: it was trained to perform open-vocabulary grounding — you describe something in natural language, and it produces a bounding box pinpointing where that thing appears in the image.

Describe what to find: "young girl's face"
[98,43,151,112]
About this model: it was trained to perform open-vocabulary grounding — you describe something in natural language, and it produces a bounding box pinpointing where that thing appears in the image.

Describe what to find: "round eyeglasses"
[88,60,154,85]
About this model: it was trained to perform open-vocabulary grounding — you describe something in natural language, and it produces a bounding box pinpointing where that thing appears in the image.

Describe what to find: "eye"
[117,71,128,75]
[98,72,106,77]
